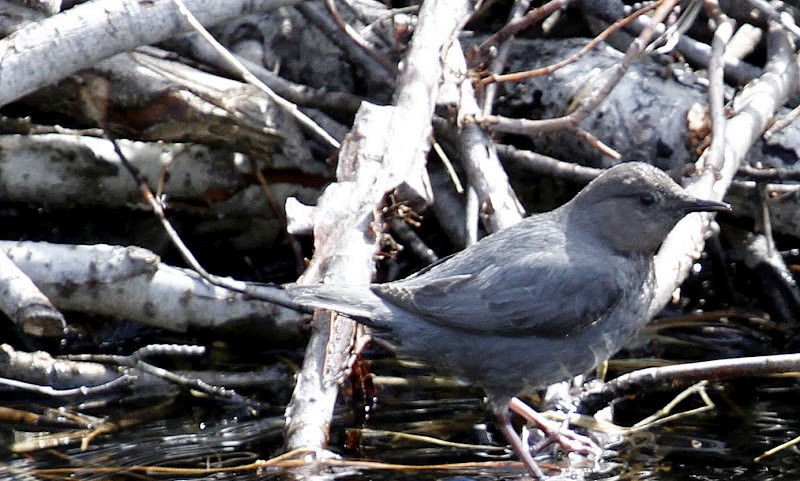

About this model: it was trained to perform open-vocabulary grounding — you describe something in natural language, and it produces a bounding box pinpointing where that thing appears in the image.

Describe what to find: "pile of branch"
[2,0,800,476]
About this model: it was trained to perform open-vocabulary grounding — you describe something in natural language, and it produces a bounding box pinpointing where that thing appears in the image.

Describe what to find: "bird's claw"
[529,425,602,457]
[510,397,602,459]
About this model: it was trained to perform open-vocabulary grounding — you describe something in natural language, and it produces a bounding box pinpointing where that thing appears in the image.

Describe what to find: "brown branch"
[477,0,680,163]
[481,0,658,85]
[469,0,568,70]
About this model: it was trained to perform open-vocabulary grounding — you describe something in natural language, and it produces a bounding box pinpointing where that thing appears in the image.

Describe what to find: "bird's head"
[569,162,729,253]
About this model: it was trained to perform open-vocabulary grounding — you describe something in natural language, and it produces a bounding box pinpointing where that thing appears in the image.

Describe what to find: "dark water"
[2,371,798,481]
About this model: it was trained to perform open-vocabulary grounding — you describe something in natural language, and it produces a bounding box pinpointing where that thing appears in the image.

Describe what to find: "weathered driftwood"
[0,0,305,108]
[22,48,315,168]
[0,241,302,340]
[283,0,473,457]
[650,25,798,319]
[0,133,322,218]
[0,0,48,35]
[0,253,64,338]
[0,343,122,390]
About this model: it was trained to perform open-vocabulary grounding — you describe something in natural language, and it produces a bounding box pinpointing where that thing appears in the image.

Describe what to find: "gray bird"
[287,162,729,479]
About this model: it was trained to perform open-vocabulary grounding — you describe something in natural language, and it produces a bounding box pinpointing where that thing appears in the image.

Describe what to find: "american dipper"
[287,162,729,478]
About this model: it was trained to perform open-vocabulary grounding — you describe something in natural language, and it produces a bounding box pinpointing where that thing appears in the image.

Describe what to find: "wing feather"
[372,254,623,338]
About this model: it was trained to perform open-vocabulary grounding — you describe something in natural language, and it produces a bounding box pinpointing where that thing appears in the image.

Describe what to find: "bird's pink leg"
[509,397,601,456]
[497,409,546,479]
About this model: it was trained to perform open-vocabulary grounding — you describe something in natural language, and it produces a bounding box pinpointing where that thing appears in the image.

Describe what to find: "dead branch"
[0,241,302,338]
[650,24,799,318]
[0,0,305,107]
[283,0,475,457]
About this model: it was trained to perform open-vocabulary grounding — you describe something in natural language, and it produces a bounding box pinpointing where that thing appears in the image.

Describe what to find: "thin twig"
[581,353,800,408]
[470,0,568,70]
[168,0,340,149]
[65,345,264,409]
[478,0,680,161]
[323,0,398,75]
[481,1,658,85]
[103,128,306,311]
[737,164,800,182]
[430,134,464,193]
[474,0,558,115]
[0,374,135,397]
[495,144,602,184]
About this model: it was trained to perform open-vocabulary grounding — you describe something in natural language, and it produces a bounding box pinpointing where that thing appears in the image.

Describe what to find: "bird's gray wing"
[371,259,623,338]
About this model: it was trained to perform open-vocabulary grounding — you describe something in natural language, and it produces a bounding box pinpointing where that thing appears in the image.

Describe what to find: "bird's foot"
[498,410,547,480]
[510,397,602,457]
[527,424,601,457]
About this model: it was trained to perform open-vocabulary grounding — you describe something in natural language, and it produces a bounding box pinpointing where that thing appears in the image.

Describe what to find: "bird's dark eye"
[638,192,658,206]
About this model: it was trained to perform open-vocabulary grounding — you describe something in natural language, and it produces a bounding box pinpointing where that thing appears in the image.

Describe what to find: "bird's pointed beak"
[682,197,730,213]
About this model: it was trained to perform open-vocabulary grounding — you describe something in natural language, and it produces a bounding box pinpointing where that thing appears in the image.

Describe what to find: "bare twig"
[580,0,761,85]
[297,2,396,89]
[495,144,602,184]
[66,344,264,409]
[478,0,680,153]
[476,0,537,115]
[700,2,734,174]
[737,164,800,182]
[442,40,525,233]
[168,0,340,149]
[745,0,800,41]
[582,353,800,407]
[481,1,657,85]
[0,373,135,397]
[322,0,398,75]
[164,34,364,114]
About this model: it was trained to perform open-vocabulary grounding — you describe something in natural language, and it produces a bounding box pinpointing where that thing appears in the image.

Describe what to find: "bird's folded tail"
[283,283,389,328]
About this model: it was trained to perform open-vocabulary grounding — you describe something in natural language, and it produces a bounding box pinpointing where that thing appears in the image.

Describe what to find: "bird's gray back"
[371,208,640,338]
